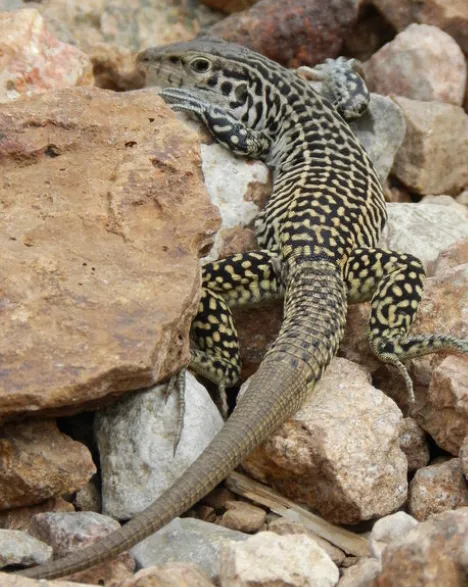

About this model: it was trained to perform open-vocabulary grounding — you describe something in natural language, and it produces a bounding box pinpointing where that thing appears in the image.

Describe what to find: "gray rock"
[0,529,52,568]
[380,203,468,269]
[349,94,406,184]
[95,372,224,520]
[131,517,248,580]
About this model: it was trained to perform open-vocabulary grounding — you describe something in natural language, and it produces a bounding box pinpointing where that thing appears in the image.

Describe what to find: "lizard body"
[18,39,468,579]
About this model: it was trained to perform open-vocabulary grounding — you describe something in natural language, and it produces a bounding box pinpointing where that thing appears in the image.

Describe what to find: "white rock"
[370,512,419,561]
[95,372,223,519]
[0,529,52,568]
[220,531,339,587]
[132,517,247,580]
[380,203,468,269]
[201,142,269,261]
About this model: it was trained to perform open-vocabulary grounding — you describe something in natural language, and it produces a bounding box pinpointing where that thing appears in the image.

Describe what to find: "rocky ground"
[1,0,468,585]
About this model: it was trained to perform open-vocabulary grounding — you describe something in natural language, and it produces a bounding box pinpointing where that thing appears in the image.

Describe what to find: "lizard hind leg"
[345,248,468,406]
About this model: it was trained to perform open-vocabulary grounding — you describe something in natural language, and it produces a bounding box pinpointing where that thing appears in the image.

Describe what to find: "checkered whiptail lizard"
[18,39,468,580]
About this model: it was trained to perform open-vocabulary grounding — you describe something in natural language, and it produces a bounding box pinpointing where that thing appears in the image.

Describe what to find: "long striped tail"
[17,260,347,580]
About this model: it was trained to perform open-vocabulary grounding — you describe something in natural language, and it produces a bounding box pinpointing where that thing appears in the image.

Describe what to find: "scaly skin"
[17,39,468,580]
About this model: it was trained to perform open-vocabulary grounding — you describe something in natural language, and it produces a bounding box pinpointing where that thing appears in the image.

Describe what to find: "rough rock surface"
[371,508,468,586]
[371,0,468,55]
[391,96,468,195]
[220,501,267,533]
[200,141,270,262]
[123,563,215,587]
[242,358,407,525]
[30,511,135,585]
[201,0,258,13]
[370,512,419,561]
[380,203,468,268]
[338,558,381,587]
[0,87,219,422]
[0,574,93,587]
[0,498,74,532]
[347,94,406,184]
[220,531,339,587]
[0,529,52,569]
[0,420,95,509]
[460,436,468,481]
[408,458,468,521]
[95,372,223,520]
[416,355,468,455]
[362,24,467,105]
[208,0,359,68]
[131,517,248,580]
[0,9,93,103]
[399,418,430,471]
[267,518,345,565]
[1,0,221,53]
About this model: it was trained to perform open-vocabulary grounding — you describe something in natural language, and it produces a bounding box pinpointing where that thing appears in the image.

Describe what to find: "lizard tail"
[17,260,347,580]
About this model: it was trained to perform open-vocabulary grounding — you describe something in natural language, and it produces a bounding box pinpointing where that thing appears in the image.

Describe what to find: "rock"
[221,531,339,587]
[460,436,468,480]
[267,518,345,565]
[0,573,93,586]
[74,481,101,513]
[219,501,267,533]
[90,43,145,91]
[121,563,215,586]
[348,94,406,184]
[0,420,95,510]
[208,0,359,68]
[391,96,468,195]
[131,517,248,581]
[202,487,237,511]
[415,355,468,455]
[0,9,93,103]
[429,238,468,275]
[201,0,258,13]
[0,498,74,532]
[422,194,468,219]
[399,418,430,471]
[24,0,222,53]
[457,190,468,206]
[338,558,381,587]
[362,24,467,105]
[343,3,395,62]
[200,142,270,262]
[0,529,52,569]
[369,512,419,561]
[408,458,468,521]
[242,358,407,525]
[371,507,468,586]
[371,0,468,55]
[95,372,223,520]
[30,511,135,585]
[0,87,219,422]
[380,203,468,269]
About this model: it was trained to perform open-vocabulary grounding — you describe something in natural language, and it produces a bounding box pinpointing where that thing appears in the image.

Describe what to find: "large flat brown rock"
[0,87,220,421]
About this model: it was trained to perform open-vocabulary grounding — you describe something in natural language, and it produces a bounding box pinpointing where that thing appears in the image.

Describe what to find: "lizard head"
[137,38,252,91]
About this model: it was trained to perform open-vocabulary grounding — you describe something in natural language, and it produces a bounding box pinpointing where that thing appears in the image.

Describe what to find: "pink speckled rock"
[0,9,93,103]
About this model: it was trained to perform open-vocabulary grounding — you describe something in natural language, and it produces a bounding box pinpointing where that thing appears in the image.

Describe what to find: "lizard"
[17,39,468,580]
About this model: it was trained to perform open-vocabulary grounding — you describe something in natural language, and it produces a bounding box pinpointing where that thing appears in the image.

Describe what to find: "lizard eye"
[190,58,211,73]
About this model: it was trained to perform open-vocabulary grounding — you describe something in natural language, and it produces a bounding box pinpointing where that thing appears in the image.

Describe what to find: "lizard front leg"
[160,87,271,159]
